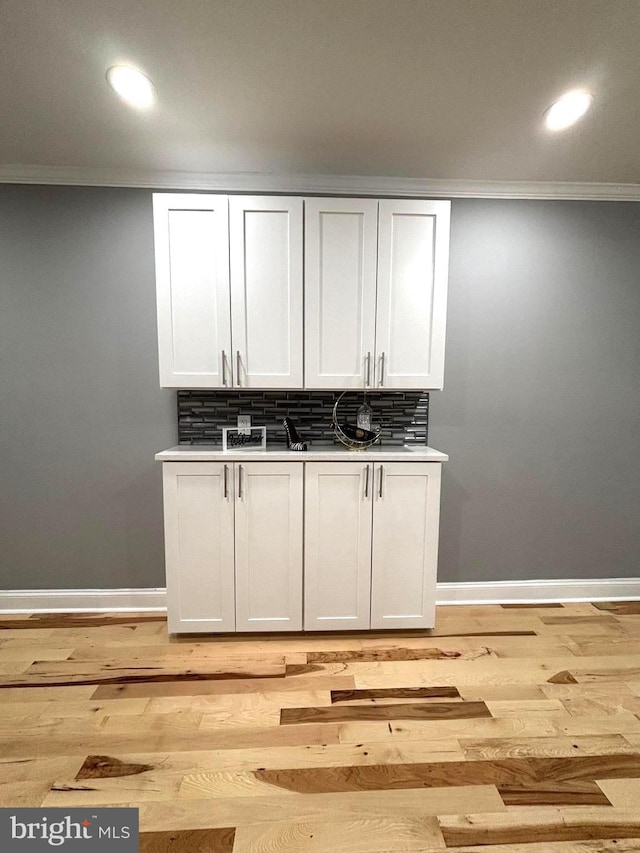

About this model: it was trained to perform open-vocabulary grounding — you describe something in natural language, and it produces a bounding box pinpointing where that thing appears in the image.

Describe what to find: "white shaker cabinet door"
[375,200,450,389]
[370,462,441,629]
[304,198,378,389]
[163,462,236,633]
[153,194,232,388]
[234,462,303,631]
[304,462,373,630]
[229,197,303,388]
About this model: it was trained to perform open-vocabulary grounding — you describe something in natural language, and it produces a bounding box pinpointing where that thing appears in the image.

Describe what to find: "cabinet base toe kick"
[161,458,443,633]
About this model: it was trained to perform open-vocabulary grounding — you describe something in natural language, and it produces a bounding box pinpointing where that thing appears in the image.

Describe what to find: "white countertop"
[155,445,449,462]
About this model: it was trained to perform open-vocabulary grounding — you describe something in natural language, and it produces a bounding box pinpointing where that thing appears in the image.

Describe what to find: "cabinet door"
[375,200,450,389]
[162,462,235,633]
[229,197,303,388]
[153,194,232,388]
[370,463,441,629]
[304,198,378,389]
[304,462,373,630]
[234,462,303,631]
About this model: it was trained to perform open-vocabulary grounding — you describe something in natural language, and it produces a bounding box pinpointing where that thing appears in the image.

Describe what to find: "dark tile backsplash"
[178,390,429,447]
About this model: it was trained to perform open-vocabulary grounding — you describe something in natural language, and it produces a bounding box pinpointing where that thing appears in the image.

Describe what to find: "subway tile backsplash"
[178,390,429,446]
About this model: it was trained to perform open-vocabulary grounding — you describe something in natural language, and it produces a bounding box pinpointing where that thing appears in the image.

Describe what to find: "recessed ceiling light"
[106,65,155,108]
[544,91,593,131]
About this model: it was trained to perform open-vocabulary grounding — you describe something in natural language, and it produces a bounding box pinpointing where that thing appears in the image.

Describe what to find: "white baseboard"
[436,578,640,605]
[0,588,167,614]
[1,579,639,614]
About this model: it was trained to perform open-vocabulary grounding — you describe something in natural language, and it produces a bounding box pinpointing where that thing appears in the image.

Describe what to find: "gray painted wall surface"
[429,199,640,582]
[0,186,175,589]
[0,188,639,589]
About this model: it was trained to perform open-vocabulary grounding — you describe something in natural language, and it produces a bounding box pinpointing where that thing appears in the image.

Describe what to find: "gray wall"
[0,188,639,589]
[0,185,175,589]
[430,199,640,582]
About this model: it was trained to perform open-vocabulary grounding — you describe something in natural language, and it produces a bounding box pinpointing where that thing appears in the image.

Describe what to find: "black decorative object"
[282,417,307,451]
[339,421,380,443]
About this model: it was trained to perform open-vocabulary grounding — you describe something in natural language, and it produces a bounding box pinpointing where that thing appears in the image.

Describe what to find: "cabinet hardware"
[238,464,243,498]
[222,351,228,386]
[366,352,371,387]
[364,464,370,498]
[236,351,242,386]
[379,352,385,386]
[378,465,384,497]
[223,464,229,498]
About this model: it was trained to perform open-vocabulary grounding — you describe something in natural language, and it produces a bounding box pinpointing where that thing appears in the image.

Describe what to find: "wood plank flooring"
[1,602,640,851]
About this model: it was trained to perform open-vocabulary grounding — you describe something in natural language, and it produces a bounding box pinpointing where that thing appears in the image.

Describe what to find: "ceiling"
[1,0,639,187]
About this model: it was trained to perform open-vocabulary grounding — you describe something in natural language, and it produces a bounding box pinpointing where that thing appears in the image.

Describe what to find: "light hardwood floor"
[1,602,640,851]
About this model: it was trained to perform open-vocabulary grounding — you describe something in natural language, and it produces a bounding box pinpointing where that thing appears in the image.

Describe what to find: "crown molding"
[1,164,640,201]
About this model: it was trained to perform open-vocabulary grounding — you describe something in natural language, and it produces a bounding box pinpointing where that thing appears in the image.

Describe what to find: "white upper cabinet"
[229,197,303,388]
[153,194,231,388]
[304,197,450,390]
[304,198,378,389]
[153,193,449,390]
[376,200,450,389]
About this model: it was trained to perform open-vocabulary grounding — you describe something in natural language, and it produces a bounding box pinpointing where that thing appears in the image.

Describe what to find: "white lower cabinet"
[163,462,236,634]
[304,462,440,631]
[234,462,303,631]
[163,459,441,633]
[304,462,373,630]
[370,462,441,629]
[163,461,303,633]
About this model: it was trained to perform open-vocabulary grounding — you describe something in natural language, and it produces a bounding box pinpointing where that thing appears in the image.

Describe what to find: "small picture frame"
[222,426,267,451]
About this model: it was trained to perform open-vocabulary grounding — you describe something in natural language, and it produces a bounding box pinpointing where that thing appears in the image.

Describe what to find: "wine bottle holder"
[331,391,382,450]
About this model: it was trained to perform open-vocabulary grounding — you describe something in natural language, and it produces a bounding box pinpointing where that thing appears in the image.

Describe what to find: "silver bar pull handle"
[222,351,228,386]
[378,465,384,498]
[364,464,370,498]
[379,352,385,387]
[236,351,242,386]
[365,352,371,387]
[223,464,229,498]
[238,464,243,499]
